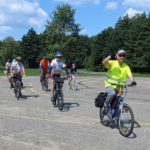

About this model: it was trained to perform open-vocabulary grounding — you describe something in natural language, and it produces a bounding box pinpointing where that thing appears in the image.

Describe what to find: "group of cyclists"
[5,51,77,99]
[5,49,136,110]
[40,51,77,101]
[4,49,137,136]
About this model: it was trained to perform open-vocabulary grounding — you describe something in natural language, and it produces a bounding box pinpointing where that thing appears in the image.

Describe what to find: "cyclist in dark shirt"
[70,64,77,75]
[68,64,77,85]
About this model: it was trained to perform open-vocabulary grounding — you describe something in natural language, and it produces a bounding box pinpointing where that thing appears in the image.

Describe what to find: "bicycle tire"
[14,88,17,98]
[72,78,76,90]
[42,81,45,90]
[14,82,18,99]
[69,81,72,90]
[17,80,21,100]
[118,104,134,137]
[51,95,56,107]
[44,79,48,91]
[58,90,64,111]
[16,89,20,100]
[100,106,110,126]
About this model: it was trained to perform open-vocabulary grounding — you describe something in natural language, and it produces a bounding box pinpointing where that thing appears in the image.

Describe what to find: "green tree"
[20,28,42,68]
[63,35,92,68]
[0,37,20,65]
[44,4,81,46]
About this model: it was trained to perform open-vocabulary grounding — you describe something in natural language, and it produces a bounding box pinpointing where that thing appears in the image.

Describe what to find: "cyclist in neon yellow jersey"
[102,49,137,113]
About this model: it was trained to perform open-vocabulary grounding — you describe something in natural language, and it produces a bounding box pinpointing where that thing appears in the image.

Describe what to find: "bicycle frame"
[110,86,127,119]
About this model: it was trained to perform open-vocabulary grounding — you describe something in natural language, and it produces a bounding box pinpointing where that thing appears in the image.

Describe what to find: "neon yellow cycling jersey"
[104,60,132,89]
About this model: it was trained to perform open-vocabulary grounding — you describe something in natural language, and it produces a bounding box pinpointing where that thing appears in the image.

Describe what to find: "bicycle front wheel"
[58,90,64,111]
[118,104,134,137]
[69,81,72,90]
[44,79,48,91]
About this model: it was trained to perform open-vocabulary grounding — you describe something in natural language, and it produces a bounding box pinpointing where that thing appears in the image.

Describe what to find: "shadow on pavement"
[20,94,39,100]
[101,120,140,138]
[62,102,80,112]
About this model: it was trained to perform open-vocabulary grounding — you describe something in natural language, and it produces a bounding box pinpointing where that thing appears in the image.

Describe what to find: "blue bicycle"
[100,84,134,137]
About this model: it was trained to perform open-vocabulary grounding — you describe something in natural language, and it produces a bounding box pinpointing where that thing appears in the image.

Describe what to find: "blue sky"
[0,0,149,40]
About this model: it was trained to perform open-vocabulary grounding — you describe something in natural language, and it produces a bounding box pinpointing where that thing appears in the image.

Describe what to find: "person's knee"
[108,91,116,97]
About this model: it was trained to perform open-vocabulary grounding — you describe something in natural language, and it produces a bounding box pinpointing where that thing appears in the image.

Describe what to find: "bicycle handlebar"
[110,81,137,87]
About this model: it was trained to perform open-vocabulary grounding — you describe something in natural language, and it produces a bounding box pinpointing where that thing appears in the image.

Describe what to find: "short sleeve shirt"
[40,59,50,73]
[11,62,24,75]
[105,60,132,87]
[51,59,65,74]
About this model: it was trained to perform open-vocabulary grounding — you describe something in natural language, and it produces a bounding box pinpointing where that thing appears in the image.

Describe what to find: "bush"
[0,66,4,71]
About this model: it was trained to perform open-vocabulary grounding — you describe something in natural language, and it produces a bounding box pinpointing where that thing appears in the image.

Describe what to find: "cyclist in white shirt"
[5,59,12,86]
[50,51,66,100]
[10,56,25,88]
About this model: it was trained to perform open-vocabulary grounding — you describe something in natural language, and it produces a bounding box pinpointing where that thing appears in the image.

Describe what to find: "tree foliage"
[44,4,81,46]
[0,4,150,73]
[0,37,20,65]
[20,28,42,68]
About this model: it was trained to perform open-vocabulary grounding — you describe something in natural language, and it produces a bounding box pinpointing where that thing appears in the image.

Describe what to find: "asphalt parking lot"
[0,76,150,150]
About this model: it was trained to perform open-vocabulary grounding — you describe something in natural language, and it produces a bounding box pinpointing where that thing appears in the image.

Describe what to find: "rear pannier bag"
[95,92,107,108]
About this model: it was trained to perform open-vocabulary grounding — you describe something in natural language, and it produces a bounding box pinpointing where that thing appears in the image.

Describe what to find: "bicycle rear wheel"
[100,106,110,126]
[15,81,21,100]
[51,95,56,107]
[41,80,45,90]
[118,104,134,137]
[72,78,77,90]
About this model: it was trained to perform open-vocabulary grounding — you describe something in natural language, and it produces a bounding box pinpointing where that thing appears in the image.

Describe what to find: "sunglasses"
[118,54,126,58]
[56,57,62,58]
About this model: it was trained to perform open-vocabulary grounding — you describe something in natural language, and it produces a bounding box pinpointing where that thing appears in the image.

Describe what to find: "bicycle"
[52,77,66,111]
[68,73,78,90]
[13,75,22,100]
[41,73,49,91]
[100,83,135,137]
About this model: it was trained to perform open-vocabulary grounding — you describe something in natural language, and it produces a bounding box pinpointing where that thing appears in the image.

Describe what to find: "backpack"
[95,92,107,108]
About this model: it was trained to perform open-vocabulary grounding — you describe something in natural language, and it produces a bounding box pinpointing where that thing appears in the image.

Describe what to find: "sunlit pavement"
[0,76,150,150]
